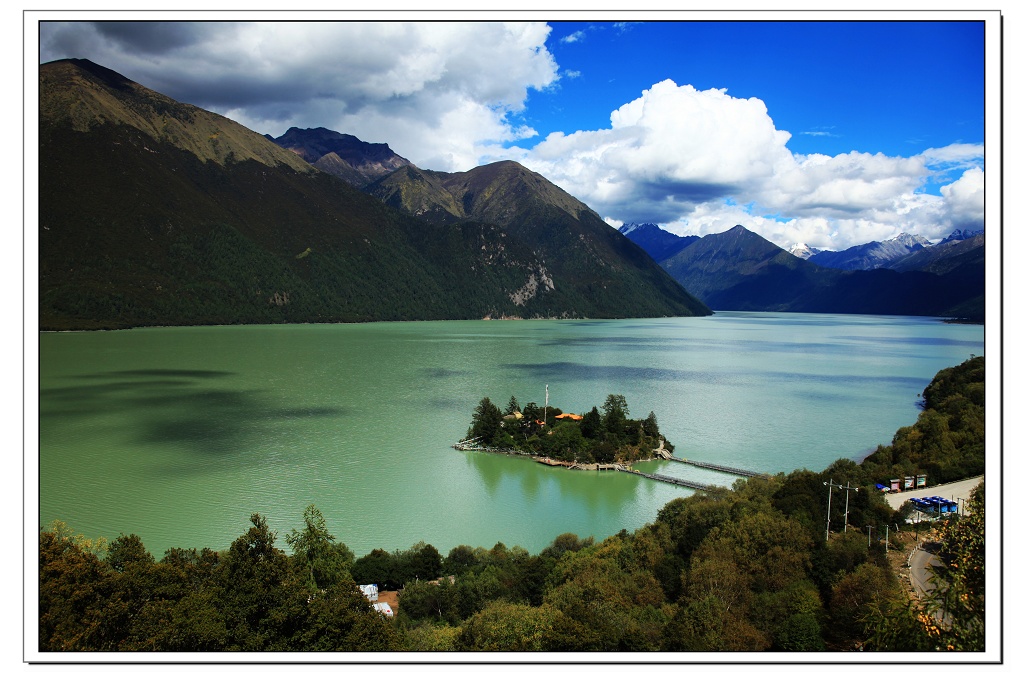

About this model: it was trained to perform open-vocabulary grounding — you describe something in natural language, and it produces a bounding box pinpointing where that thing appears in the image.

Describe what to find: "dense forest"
[38,357,985,653]
[462,394,672,464]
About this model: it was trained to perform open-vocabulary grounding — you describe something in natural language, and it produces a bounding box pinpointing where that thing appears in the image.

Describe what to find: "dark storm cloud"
[92,21,212,54]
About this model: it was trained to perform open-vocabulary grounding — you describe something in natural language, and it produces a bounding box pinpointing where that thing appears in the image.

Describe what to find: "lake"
[37,312,984,558]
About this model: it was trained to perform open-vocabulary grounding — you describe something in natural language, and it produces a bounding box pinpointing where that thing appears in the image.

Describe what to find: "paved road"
[908,541,944,599]
[883,475,983,513]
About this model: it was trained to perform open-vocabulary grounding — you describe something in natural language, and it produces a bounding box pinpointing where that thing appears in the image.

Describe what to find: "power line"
[823,479,858,542]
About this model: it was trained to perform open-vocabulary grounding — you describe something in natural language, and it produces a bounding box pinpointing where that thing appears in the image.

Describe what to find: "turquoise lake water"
[37,312,984,557]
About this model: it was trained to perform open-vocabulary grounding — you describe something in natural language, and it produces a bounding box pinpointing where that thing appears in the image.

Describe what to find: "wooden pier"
[667,455,770,479]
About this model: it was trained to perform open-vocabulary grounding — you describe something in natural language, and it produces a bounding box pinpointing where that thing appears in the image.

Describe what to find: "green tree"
[352,549,400,590]
[217,513,298,650]
[827,562,898,645]
[97,534,160,650]
[643,411,659,441]
[39,524,108,651]
[458,601,560,651]
[408,542,444,581]
[580,406,602,439]
[601,394,629,437]
[442,545,480,576]
[922,480,985,650]
[505,396,521,415]
[285,504,355,592]
[468,397,503,444]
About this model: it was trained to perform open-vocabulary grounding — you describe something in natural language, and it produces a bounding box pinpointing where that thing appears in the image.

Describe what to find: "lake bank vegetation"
[39,357,985,653]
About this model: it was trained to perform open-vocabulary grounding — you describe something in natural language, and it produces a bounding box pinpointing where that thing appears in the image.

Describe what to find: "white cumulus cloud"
[40,21,559,172]
[513,79,983,250]
[517,79,793,224]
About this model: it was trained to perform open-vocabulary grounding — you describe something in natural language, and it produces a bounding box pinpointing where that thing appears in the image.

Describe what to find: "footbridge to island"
[453,438,770,491]
[665,455,771,480]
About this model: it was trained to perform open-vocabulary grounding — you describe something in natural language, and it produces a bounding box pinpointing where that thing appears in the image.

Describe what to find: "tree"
[352,549,400,590]
[581,406,601,439]
[408,542,444,582]
[285,504,354,592]
[643,411,659,441]
[458,601,561,651]
[827,563,897,644]
[468,397,503,444]
[921,480,985,650]
[105,533,154,572]
[39,524,109,651]
[601,394,629,437]
[98,534,160,650]
[505,396,521,415]
[443,545,480,577]
[217,513,298,650]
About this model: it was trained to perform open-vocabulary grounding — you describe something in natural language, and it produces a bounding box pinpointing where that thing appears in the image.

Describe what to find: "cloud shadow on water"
[500,361,698,383]
[40,369,347,465]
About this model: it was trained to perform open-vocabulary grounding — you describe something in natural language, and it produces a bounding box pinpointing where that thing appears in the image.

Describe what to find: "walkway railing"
[667,455,770,479]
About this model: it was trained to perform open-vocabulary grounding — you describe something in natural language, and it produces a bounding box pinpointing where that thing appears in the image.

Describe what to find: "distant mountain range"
[38,58,709,330]
[617,223,701,262]
[787,243,825,260]
[807,233,931,270]
[620,223,984,320]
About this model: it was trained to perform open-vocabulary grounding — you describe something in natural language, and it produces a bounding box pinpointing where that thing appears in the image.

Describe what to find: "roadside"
[882,475,983,512]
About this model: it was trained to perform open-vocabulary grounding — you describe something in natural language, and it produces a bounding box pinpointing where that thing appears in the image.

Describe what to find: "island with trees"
[457,394,674,468]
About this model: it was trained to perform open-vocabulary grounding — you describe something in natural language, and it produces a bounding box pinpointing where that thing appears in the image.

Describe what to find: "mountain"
[658,226,983,319]
[939,227,984,245]
[787,243,824,260]
[660,226,825,310]
[889,233,984,275]
[266,127,411,187]
[365,159,600,225]
[807,233,931,270]
[618,223,701,262]
[38,59,709,330]
[363,161,712,317]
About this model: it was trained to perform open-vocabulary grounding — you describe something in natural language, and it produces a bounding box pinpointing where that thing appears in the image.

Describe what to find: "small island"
[455,394,674,469]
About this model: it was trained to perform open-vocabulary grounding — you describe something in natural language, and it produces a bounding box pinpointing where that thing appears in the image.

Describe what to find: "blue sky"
[532,21,984,160]
[36,15,991,251]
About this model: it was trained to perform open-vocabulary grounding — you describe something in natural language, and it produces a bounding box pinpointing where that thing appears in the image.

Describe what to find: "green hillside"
[38,59,711,329]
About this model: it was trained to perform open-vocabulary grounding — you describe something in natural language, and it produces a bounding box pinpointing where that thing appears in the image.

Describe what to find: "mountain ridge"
[654,226,983,319]
[38,58,711,329]
[808,232,931,270]
[267,127,411,187]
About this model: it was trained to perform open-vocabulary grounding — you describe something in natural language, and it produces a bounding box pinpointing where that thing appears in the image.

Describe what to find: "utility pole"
[866,524,874,547]
[884,524,889,553]
[842,481,859,532]
[544,384,548,427]
[824,479,838,542]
